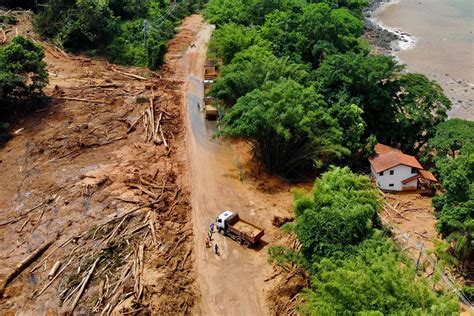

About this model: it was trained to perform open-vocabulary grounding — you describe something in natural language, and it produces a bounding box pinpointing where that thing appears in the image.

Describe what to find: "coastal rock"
[364,0,402,54]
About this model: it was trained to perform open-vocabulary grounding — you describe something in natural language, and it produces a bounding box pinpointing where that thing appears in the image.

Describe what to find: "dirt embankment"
[0,13,203,314]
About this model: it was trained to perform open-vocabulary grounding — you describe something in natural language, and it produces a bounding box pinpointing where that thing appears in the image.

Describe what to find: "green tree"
[298,3,366,65]
[247,0,305,26]
[269,168,459,315]
[208,23,269,64]
[293,167,379,259]
[317,0,368,14]
[147,39,167,70]
[204,0,249,26]
[210,45,309,105]
[392,73,451,153]
[315,52,401,143]
[300,236,459,315]
[259,9,306,62]
[220,80,347,178]
[0,36,48,139]
[433,154,474,269]
[427,119,474,162]
[0,0,37,9]
[329,101,366,157]
[35,0,117,50]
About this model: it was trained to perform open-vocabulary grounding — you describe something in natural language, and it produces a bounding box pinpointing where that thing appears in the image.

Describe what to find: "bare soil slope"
[0,13,203,314]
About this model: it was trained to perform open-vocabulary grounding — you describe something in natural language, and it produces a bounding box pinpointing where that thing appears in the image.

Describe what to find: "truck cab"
[216,210,234,232]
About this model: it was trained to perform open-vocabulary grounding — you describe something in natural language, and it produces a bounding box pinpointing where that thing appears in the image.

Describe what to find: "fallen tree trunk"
[0,237,56,297]
[70,256,101,312]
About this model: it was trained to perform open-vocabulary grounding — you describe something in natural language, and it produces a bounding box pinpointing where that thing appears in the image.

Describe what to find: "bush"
[300,236,459,315]
[0,36,48,140]
[293,167,379,259]
[147,39,167,71]
[0,14,17,25]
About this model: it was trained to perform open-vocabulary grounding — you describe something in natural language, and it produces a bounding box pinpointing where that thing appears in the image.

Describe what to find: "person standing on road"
[209,223,215,239]
[214,244,219,256]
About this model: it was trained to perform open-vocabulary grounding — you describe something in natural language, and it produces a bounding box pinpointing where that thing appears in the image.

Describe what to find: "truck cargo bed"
[232,220,262,239]
[225,213,264,245]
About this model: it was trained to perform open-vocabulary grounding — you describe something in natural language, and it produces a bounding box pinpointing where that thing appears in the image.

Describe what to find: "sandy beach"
[373,0,474,120]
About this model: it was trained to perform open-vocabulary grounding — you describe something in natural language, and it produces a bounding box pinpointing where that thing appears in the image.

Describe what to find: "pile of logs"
[0,168,190,314]
[142,89,168,148]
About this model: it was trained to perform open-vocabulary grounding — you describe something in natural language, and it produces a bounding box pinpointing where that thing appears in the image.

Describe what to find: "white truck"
[216,210,264,246]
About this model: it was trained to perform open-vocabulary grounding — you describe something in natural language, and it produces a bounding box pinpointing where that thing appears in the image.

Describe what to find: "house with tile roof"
[369,143,437,191]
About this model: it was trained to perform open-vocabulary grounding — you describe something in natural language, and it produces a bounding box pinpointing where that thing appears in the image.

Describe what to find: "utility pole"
[414,242,424,277]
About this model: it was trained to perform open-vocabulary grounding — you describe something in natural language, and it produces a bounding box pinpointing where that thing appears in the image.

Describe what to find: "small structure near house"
[369,143,437,191]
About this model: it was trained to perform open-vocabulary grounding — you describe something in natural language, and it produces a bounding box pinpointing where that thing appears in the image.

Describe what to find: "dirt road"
[182,16,295,316]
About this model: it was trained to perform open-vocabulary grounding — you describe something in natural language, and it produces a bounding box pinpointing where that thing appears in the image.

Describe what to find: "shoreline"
[363,0,402,55]
[364,0,474,120]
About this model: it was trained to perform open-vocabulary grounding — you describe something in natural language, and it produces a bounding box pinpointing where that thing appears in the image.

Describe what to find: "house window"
[389,184,394,187]
[379,171,384,176]
[411,167,417,174]
[389,170,394,175]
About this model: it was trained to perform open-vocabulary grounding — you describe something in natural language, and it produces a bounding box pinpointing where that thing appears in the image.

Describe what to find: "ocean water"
[376,0,474,119]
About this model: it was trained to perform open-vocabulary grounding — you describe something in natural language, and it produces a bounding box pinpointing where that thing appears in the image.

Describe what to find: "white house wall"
[372,164,417,191]
[402,178,418,190]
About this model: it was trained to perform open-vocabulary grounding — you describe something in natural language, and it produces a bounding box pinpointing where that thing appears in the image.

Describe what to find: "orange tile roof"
[419,169,437,182]
[374,143,398,155]
[369,143,423,173]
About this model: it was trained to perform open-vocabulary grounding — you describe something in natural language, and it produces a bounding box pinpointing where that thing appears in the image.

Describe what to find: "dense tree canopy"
[0,0,38,9]
[204,0,306,26]
[427,119,474,162]
[206,0,452,177]
[301,236,459,314]
[220,80,347,177]
[207,23,269,64]
[391,73,451,153]
[210,45,309,105]
[204,0,250,25]
[34,0,204,68]
[293,167,379,259]
[433,154,474,269]
[314,53,450,153]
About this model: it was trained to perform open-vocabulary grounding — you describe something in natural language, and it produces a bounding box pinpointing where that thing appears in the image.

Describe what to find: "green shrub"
[147,39,166,70]
[0,14,17,25]
[0,36,48,140]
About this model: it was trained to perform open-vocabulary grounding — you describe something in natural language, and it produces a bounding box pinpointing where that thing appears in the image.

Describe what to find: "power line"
[381,218,473,310]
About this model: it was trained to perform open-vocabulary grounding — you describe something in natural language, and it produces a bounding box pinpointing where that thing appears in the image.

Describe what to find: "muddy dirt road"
[182,16,295,316]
